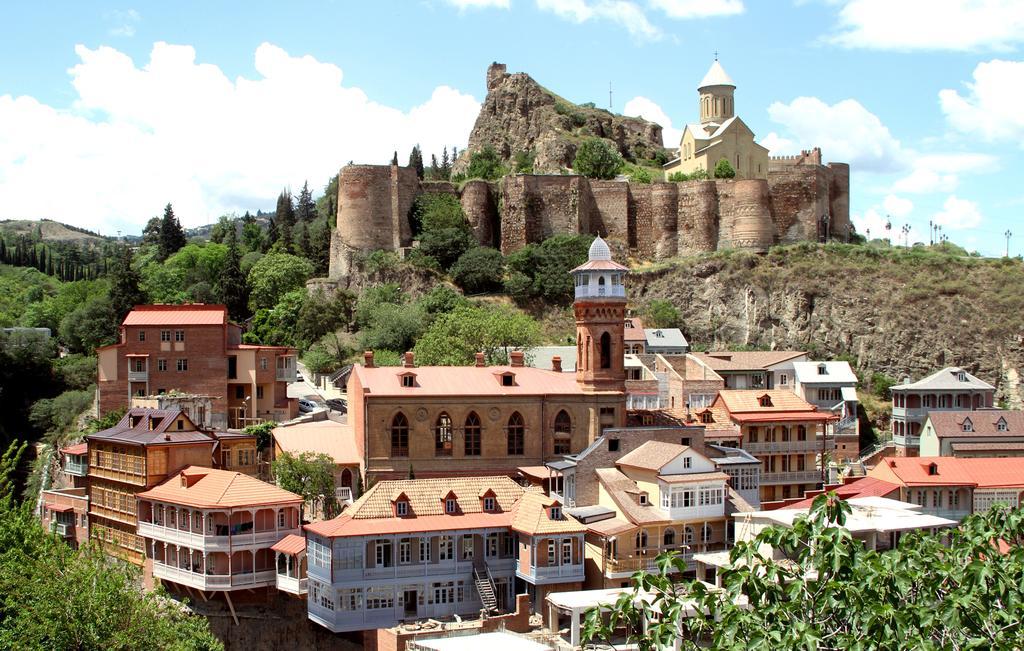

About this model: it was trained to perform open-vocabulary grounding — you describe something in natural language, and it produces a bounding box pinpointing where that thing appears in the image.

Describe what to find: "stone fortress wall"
[328,155,850,277]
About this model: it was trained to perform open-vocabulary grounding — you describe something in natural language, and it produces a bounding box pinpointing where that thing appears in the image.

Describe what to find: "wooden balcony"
[276,573,308,595]
[760,470,822,485]
[138,521,301,552]
[152,561,276,591]
[744,438,835,454]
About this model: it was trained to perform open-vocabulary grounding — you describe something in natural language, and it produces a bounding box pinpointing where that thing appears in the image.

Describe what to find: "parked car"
[296,372,305,383]
[298,398,318,413]
[326,398,347,413]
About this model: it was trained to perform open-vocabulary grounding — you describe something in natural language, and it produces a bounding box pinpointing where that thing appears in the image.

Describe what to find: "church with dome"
[663,58,771,181]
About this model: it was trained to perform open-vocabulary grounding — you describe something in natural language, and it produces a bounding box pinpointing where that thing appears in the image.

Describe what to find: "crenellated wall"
[328,159,850,278]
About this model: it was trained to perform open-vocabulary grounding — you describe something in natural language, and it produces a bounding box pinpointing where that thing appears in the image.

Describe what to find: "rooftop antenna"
[714,50,719,61]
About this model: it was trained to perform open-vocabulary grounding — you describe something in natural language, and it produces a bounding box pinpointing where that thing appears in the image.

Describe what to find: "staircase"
[472,559,498,613]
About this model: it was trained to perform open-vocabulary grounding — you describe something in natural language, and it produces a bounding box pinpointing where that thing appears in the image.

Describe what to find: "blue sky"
[1,1,1022,255]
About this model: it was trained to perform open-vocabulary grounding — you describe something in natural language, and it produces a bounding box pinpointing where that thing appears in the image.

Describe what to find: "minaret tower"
[698,57,736,126]
[571,236,628,394]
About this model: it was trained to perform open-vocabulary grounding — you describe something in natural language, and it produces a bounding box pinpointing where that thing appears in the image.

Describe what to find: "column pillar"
[570,610,581,647]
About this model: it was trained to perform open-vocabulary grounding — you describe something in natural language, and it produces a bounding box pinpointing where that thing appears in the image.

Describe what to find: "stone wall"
[328,159,850,278]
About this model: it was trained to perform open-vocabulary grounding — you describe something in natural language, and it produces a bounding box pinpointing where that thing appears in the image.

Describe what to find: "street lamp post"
[1005,230,1013,258]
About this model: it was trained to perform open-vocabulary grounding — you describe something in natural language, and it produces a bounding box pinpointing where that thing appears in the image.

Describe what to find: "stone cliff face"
[629,246,1024,407]
[452,62,667,175]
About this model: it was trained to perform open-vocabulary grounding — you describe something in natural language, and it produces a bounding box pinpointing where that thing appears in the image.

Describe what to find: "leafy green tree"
[58,296,116,354]
[585,494,1024,651]
[246,253,313,311]
[218,227,249,321]
[353,283,405,330]
[243,289,306,346]
[419,227,473,271]
[451,247,505,294]
[308,218,331,275]
[412,193,467,235]
[504,234,593,304]
[408,145,424,180]
[416,285,470,322]
[274,189,295,251]
[358,303,424,353]
[108,246,146,327]
[464,146,506,181]
[141,216,162,246]
[643,298,681,329]
[29,388,94,445]
[157,203,187,261]
[414,304,541,365]
[512,150,535,174]
[714,157,737,179]
[54,353,97,391]
[240,211,266,252]
[295,289,354,351]
[573,138,623,180]
[0,332,59,448]
[302,344,337,375]
[272,451,338,516]
[242,421,275,453]
[209,215,234,244]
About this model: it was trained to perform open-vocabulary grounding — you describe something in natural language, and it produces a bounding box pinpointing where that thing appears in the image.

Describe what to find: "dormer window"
[499,373,515,387]
[758,394,773,408]
[396,500,409,516]
[700,410,714,424]
[483,497,495,512]
[957,371,967,382]
[997,418,1008,432]
[445,498,457,514]
[549,506,562,520]
[928,462,939,476]
[400,373,416,388]
[962,418,973,432]
[817,364,827,375]
[638,494,648,506]
[683,456,692,469]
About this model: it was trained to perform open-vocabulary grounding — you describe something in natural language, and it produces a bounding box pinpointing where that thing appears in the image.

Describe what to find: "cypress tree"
[296,222,311,259]
[157,203,187,261]
[310,220,331,276]
[391,151,398,165]
[296,182,316,224]
[218,227,249,321]
[274,189,295,250]
[109,246,146,326]
[441,147,450,179]
[408,145,424,180]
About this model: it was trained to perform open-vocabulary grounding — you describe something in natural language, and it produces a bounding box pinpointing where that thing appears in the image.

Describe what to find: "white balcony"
[893,435,920,448]
[760,470,821,485]
[64,459,88,477]
[276,573,308,595]
[527,563,585,582]
[138,521,300,552]
[49,521,73,538]
[153,562,276,591]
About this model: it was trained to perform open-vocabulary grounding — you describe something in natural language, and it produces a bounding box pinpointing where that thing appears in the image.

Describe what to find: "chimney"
[685,401,692,422]
[403,351,415,368]
[552,356,562,373]
[475,352,486,367]
[364,350,375,368]
[510,351,524,367]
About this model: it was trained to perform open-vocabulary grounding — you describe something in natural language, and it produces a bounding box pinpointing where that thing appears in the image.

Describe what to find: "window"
[758,394,773,407]
[608,438,620,452]
[483,497,496,511]
[374,540,391,567]
[599,332,611,369]
[501,374,514,387]
[684,526,695,545]
[278,511,286,528]
[339,588,362,611]
[962,419,973,432]
[998,418,1008,432]
[367,587,394,609]
[234,385,244,399]
[663,528,676,547]
[432,582,455,605]
[176,359,188,372]
[548,540,556,565]
[391,413,409,457]
[464,412,482,456]
[683,456,692,469]
[420,538,431,563]
[309,539,330,569]
[550,506,562,520]
[396,500,409,516]
[435,412,453,456]
[439,536,453,561]
[957,371,967,382]
[159,330,171,342]
[553,410,572,454]
[157,359,167,371]
[402,374,415,388]
[702,523,713,543]
[174,330,185,342]
[138,330,146,342]
[460,535,473,560]
[635,529,648,550]
[486,533,498,557]
[445,498,457,514]
[399,539,412,564]
[561,539,572,565]
[638,494,648,505]
[132,358,146,372]
[817,364,827,375]
[779,373,788,385]
[554,438,571,455]
[507,412,525,455]
[260,357,268,371]
[699,486,724,506]
[256,386,264,400]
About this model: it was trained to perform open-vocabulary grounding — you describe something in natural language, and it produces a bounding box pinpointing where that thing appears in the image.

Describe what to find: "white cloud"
[444,0,510,9]
[762,96,905,173]
[882,194,913,218]
[852,206,925,244]
[648,0,743,19]
[934,195,983,230]
[0,42,481,233]
[622,96,681,146]
[890,153,996,194]
[535,0,663,40]
[940,59,1024,143]
[828,0,1024,51]
[107,9,140,37]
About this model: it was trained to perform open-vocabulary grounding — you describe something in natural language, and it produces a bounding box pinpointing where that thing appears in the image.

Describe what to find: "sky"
[0,1,1022,255]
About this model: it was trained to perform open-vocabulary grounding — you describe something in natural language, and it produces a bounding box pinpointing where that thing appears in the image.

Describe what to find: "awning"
[125,353,150,357]
[46,503,75,513]
[841,386,858,401]
[61,442,87,456]
[270,533,306,555]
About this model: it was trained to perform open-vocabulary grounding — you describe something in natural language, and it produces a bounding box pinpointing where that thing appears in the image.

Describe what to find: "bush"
[573,138,623,180]
[504,234,593,304]
[513,150,535,174]
[626,165,652,184]
[464,146,506,181]
[643,299,681,329]
[871,372,896,399]
[419,227,473,271]
[451,247,505,294]
[713,157,736,179]
[411,193,465,236]
[246,253,313,311]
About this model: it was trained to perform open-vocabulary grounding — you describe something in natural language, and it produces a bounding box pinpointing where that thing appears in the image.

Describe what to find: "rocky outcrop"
[453,62,668,175]
[628,246,1024,408]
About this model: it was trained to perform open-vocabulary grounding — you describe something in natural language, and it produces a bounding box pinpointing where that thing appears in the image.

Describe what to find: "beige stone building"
[663,59,770,181]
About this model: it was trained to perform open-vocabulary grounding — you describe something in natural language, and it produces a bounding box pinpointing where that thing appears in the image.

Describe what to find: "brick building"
[97,304,298,429]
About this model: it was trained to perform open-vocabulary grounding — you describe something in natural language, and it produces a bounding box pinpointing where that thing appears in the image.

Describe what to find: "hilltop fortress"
[328,62,849,278]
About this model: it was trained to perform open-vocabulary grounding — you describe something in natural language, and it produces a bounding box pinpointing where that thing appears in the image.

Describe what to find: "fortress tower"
[572,237,627,394]
[698,59,735,126]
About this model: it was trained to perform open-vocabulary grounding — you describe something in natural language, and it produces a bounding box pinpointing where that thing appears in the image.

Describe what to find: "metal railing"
[743,438,835,453]
[138,521,301,551]
[152,562,276,590]
[760,470,822,484]
[128,370,148,382]
[531,563,584,580]
[64,459,88,476]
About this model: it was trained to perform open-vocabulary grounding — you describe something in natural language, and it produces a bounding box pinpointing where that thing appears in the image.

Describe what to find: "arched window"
[464,412,481,456]
[701,523,713,543]
[781,426,790,442]
[391,413,409,457]
[663,528,675,547]
[553,410,572,455]
[600,332,611,369]
[635,529,648,550]
[797,425,807,441]
[435,412,453,456]
[507,412,525,455]
[684,526,695,545]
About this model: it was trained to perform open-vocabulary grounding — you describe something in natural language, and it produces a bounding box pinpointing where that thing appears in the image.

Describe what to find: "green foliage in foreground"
[584,493,1024,651]
[0,442,222,651]
[713,157,736,179]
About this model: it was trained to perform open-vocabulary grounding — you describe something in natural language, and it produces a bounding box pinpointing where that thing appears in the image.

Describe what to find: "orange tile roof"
[587,517,636,537]
[122,304,227,326]
[616,441,689,472]
[137,466,303,509]
[787,477,901,509]
[509,491,587,536]
[272,421,361,466]
[61,442,87,456]
[869,457,1024,489]
[716,390,816,413]
[693,351,806,372]
[927,410,1024,438]
[517,466,553,482]
[595,467,670,526]
[348,476,525,519]
[624,317,646,342]
[352,363,590,398]
[951,442,1024,452]
[271,533,307,555]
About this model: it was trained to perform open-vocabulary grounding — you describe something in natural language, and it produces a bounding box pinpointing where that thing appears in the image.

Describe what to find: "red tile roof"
[61,442,87,456]
[272,421,361,466]
[869,456,1024,489]
[138,466,304,509]
[122,304,227,326]
[787,477,901,509]
[45,503,75,513]
[927,410,1024,438]
[352,363,590,398]
[271,534,307,555]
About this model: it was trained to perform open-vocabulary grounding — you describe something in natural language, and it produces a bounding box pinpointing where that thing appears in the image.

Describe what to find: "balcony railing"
[760,470,822,485]
[744,438,835,454]
[276,364,296,382]
[355,557,515,581]
[138,521,301,551]
[128,370,148,382]
[336,487,353,504]
[49,521,73,537]
[530,563,584,580]
[152,562,276,591]
[550,491,576,508]
[64,459,88,477]
[276,574,308,595]
[893,435,920,448]
[606,552,694,576]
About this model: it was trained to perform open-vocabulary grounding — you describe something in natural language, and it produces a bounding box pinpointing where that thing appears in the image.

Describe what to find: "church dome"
[588,236,612,261]
[699,60,735,89]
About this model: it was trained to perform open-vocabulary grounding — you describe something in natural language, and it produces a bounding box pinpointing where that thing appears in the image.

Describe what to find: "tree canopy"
[272,451,337,517]
[573,138,624,180]
[714,157,737,179]
[157,203,187,261]
[584,493,1024,651]
[413,304,541,366]
[246,253,313,312]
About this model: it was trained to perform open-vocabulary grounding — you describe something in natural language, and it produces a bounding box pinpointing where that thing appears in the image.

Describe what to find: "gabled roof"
[616,440,691,472]
[595,467,669,526]
[716,390,817,413]
[699,60,735,88]
[510,492,586,536]
[122,304,227,327]
[694,351,806,372]
[624,317,646,342]
[787,477,901,509]
[86,408,215,446]
[792,361,858,385]
[927,410,1024,438]
[892,367,995,392]
[644,328,688,349]
[61,442,88,456]
[271,534,307,556]
[343,476,523,519]
[870,456,1024,489]
[138,466,303,509]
